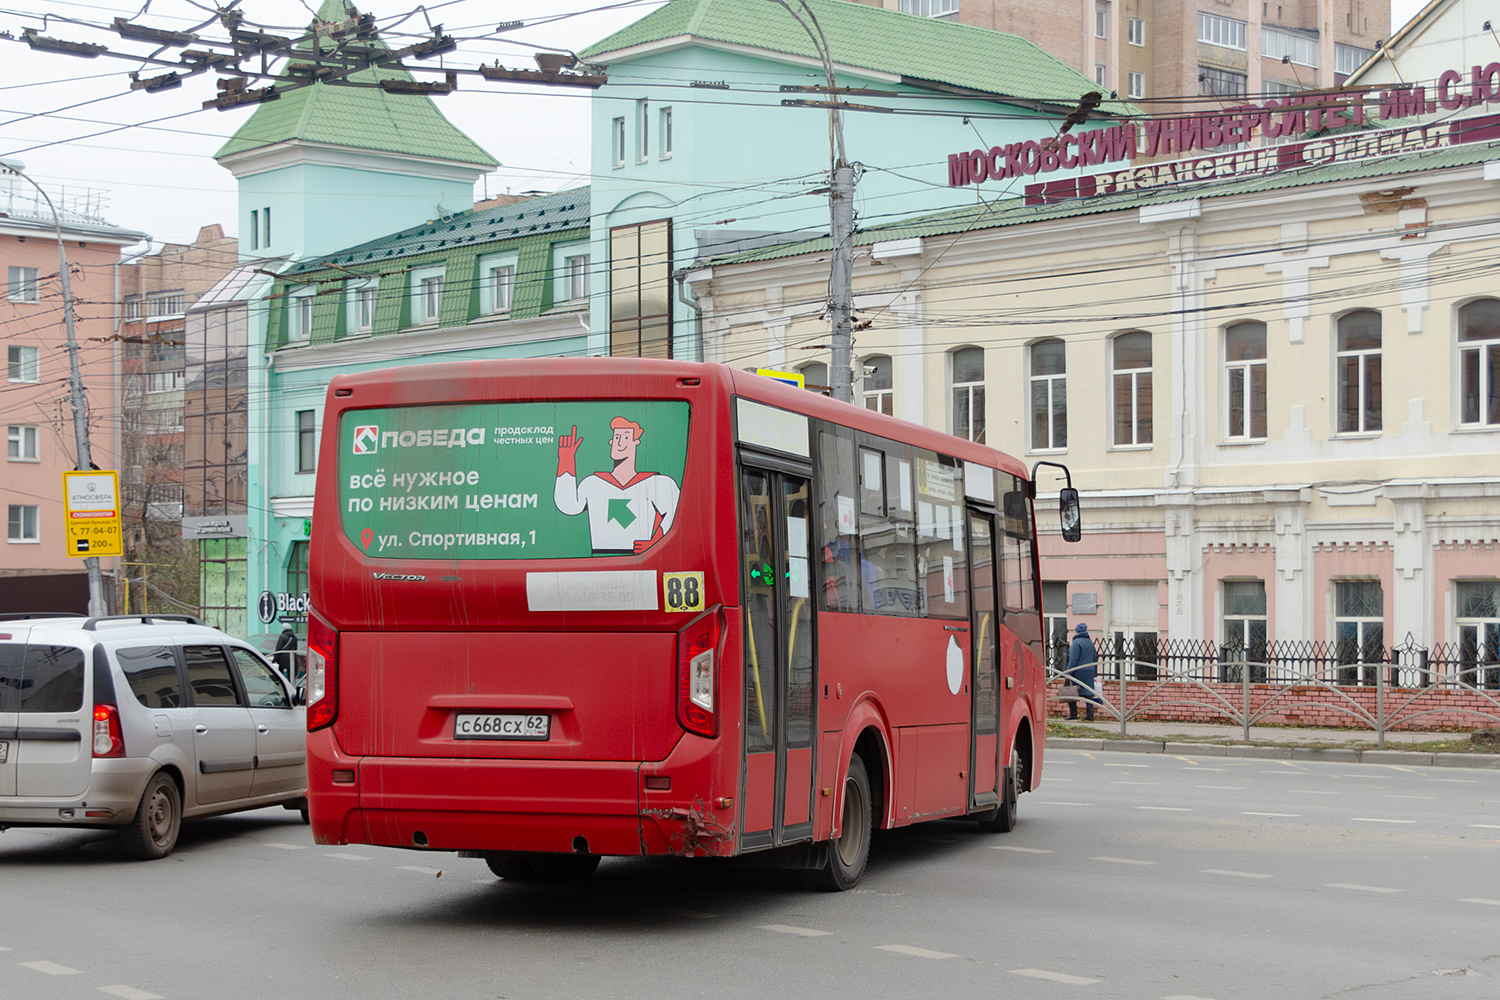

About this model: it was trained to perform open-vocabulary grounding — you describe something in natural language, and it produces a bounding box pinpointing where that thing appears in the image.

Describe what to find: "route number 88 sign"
[662,571,705,613]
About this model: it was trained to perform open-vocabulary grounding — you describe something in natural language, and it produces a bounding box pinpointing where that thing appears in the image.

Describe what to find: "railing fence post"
[1242,650,1251,744]
[1376,648,1386,749]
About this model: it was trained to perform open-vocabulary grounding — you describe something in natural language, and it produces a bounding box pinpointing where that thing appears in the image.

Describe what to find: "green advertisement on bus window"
[339,401,690,560]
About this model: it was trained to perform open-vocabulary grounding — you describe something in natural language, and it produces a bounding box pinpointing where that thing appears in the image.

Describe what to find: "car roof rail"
[82,614,205,631]
[0,612,89,622]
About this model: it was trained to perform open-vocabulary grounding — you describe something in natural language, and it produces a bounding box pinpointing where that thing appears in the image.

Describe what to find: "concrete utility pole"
[771,0,856,403]
[2,158,107,616]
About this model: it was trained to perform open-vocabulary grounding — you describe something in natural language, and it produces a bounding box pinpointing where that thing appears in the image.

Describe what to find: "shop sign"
[182,514,248,538]
[63,470,122,558]
[258,589,310,624]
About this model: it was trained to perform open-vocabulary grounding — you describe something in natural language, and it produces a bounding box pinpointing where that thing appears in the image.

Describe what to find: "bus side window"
[859,436,918,618]
[817,428,858,612]
[1000,482,1037,614]
[915,449,967,620]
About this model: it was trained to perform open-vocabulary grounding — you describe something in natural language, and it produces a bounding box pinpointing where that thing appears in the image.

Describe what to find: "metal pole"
[1,159,107,616]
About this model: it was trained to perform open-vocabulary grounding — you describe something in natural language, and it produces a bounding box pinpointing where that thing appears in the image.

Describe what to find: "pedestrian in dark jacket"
[274,625,299,680]
[1065,622,1100,721]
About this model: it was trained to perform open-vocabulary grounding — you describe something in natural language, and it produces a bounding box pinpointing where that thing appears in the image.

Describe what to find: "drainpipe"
[675,269,703,362]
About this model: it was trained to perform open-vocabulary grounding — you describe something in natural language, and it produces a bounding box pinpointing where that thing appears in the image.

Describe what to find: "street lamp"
[0,156,108,616]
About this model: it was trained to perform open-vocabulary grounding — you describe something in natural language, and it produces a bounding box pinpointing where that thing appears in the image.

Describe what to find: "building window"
[1262,27,1318,67]
[145,291,187,318]
[1029,338,1067,451]
[900,0,959,16]
[1456,581,1500,688]
[288,291,315,341]
[123,295,142,320]
[484,263,515,314]
[1095,5,1107,38]
[612,116,626,167]
[1222,580,1267,680]
[1264,79,1307,97]
[1042,581,1070,671]
[7,424,39,461]
[1334,581,1384,685]
[1337,310,1382,434]
[7,504,39,542]
[347,281,376,332]
[1335,43,1373,76]
[1112,331,1152,446]
[1095,64,1106,86]
[609,221,670,358]
[286,540,310,640]
[861,355,893,415]
[566,254,590,301]
[146,371,184,393]
[7,266,39,303]
[263,206,271,247]
[1225,321,1267,440]
[7,345,39,383]
[951,347,985,442]
[800,361,828,394]
[659,106,673,157]
[250,209,259,251]
[1200,66,1248,98]
[408,266,444,324]
[1459,298,1500,426]
[1128,71,1146,99]
[637,99,649,162]
[1128,17,1145,46]
[1198,12,1246,50]
[296,409,316,474]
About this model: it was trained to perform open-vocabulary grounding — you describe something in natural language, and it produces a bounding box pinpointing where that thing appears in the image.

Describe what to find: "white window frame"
[1128,71,1146,99]
[1112,331,1152,448]
[1224,322,1267,441]
[637,99,650,162]
[1336,310,1382,435]
[1128,17,1145,46]
[288,288,316,342]
[1095,64,1106,86]
[1222,580,1268,663]
[861,354,894,416]
[7,424,39,462]
[296,408,317,475]
[1333,580,1385,685]
[7,504,39,543]
[7,265,39,303]
[410,265,445,325]
[1095,5,1107,38]
[123,295,142,320]
[1458,299,1500,428]
[1335,43,1373,76]
[346,279,377,333]
[659,106,673,158]
[611,116,626,167]
[478,254,518,315]
[900,0,959,16]
[146,371,184,393]
[1029,338,1067,452]
[1262,27,1318,68]
[951,347,984,442]
[7,344,39,383]
[1198,12,1246,51]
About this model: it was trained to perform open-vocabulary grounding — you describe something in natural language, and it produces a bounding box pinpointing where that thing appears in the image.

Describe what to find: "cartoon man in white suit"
[554,417,681,554]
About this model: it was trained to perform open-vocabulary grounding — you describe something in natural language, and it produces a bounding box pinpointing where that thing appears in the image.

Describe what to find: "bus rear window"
[339,401,690,560]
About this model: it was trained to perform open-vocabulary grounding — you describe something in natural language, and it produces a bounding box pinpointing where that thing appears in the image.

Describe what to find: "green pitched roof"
[214,0,496,167]
[581,0,1104,109]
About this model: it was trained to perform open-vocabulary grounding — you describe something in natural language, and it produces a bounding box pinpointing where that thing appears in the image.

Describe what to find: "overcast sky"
[1,0,1432,250]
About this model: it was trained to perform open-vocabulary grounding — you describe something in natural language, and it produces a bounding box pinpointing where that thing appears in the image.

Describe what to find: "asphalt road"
[2,749,1497,1000]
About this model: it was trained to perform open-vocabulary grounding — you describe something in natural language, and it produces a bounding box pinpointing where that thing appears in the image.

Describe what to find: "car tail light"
[92,704,124,757]
[676,607,723,738]
[307,613,339,732]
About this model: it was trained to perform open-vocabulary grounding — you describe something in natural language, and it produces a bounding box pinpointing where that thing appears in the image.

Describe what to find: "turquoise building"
[209,0,1111,646]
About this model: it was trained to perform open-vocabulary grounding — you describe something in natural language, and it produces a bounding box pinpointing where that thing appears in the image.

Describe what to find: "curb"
[1047,736,1500,768]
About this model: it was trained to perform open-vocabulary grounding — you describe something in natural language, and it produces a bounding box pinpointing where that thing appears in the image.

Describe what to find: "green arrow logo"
[608,497,637,528]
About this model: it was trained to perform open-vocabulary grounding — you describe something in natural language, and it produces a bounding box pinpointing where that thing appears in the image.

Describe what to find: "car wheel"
[121,771,181,861]
[800,754,872,891]
[484,852,599,881]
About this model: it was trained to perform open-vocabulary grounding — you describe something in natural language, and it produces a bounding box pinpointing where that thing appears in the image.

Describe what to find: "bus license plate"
[454,713,549,741]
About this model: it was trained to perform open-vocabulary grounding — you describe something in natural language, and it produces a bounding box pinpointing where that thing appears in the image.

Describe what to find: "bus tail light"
[307,613,339,732]
[677,607,723,738]
[92,704,124,757]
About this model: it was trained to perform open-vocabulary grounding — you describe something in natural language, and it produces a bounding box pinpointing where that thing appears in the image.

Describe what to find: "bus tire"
[978,748,1022,834]
[801,754,872,892]
[485,851,600,881]
[121,771,181,861]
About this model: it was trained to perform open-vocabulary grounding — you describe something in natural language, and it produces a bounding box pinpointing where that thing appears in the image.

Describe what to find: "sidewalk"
[1048,719,1500,768]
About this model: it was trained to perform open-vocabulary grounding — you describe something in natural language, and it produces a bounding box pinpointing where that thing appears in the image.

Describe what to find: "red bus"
[307,358,1079,889]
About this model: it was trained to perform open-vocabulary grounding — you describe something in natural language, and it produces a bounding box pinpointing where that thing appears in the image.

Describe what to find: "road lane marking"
[1093,857,1154,865]
[1103,763,1149,768]
[1384,795,1437,800]
[759,924,830,938]
[1241,812,1300,817]
[1288,790,1339,795]
[1162,995,1222,999]
[1197,785,1243,790]
[1471,824,1500,830]
[1325,883,1400,893]
[1350,818,1416,824]
[990,846,1053,853]
[1010,968,1100,985]
[1459,898,1500,906]
[21,961,82,975]
[1111,781,1159,785]
[326,852,372,861]
[397,866,443,875]
[1137,806,1191,811]
[877,945,957,959]
[265,843,308,850]
[1036,801,1091,806]
[1046,777,1075,781]
[1431,778,1478,783]
[1201,869,1272,879]
[97,987,163,1000]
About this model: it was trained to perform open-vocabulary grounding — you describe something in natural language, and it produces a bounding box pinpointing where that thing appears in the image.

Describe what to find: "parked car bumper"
[0,757,160,827]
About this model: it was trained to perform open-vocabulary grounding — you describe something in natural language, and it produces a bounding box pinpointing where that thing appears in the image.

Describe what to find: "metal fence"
[1046,634,1500,747]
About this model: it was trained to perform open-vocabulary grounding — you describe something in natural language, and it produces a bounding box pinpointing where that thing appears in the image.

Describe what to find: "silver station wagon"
[0,614,307,859]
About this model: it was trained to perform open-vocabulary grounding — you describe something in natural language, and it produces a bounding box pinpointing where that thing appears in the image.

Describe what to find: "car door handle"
[257,725,269,733]
[195,725,207,733]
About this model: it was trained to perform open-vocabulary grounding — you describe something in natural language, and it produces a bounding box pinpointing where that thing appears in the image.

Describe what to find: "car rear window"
[117,645,183,708]
[0,643,86,713]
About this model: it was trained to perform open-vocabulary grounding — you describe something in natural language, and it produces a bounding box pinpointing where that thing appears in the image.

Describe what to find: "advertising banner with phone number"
[339,401,689,561]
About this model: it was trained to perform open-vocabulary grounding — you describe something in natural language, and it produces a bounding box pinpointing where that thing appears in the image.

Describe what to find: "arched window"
[951,347,985,441]
[800,361,828,395]
[1336,310,1381,434]
[861,355,893,415]
[1459,299,1500,426]
[1224,321,1267,439]
[1112,331,1152,446]
[1029,339,1066,450]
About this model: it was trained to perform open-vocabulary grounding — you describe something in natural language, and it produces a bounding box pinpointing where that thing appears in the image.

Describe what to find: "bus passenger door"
[967,510,1000,811]
[739,464,816,850]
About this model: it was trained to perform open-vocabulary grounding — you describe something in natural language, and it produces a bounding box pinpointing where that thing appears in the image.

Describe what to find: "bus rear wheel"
[801,754,872,892]
[484,851,600,881]
[977,748,1021,833]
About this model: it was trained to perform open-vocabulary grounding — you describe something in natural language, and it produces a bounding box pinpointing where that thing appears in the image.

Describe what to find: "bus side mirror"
[1059,487,1082,543]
